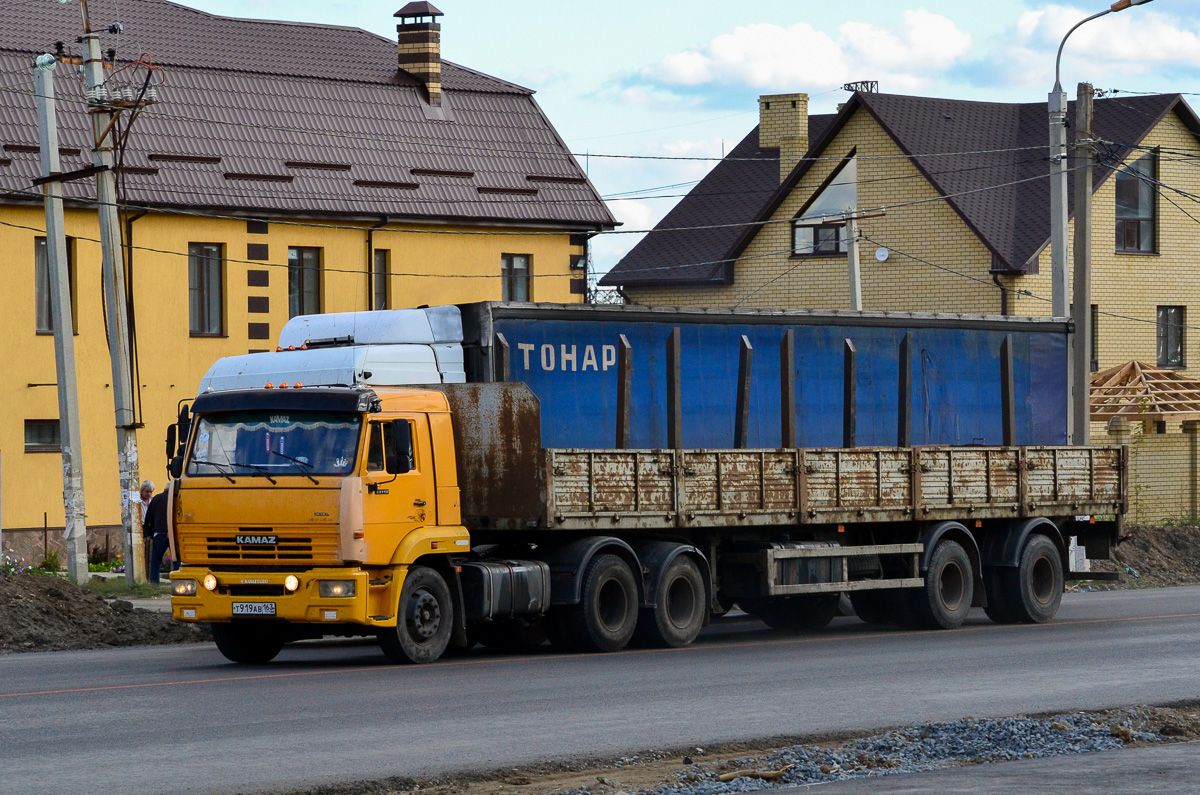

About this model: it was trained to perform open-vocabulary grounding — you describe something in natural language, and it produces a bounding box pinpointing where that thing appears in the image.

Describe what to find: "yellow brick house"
[0,0,614,551]
[604,90,1200,384]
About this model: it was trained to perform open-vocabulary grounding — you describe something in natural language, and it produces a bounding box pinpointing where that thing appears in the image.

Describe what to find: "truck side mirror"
[169,455,184,480]
[176,404,191,457]
[386,420,413,475]
[166,425,177,461]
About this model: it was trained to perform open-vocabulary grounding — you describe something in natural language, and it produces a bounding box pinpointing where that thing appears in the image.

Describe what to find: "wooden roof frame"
[1091,361,1200,422]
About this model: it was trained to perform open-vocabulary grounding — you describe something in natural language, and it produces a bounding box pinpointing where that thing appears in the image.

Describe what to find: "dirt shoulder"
[1084,524,1200,589]
[0,571,208,653]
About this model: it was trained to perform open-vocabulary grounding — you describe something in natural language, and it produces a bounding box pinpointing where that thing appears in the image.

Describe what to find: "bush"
[37,550,62,572]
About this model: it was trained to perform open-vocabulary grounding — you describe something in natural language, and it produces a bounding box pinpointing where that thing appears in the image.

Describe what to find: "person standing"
[139,481,154,575]
[143,485,171,583]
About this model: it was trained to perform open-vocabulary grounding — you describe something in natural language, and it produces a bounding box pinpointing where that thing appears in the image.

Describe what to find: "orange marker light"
[280,383,289,388]
[288,345,295,351]
[275,346,282,352]
[300,344,308,350]
[264,383,274,389]
[431,541,439,550]
[837,525,845,533]
[975,520,983,528]
[293,382,303,388]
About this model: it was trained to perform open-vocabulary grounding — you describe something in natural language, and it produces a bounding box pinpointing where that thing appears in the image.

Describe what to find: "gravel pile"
[658,711,1163,794]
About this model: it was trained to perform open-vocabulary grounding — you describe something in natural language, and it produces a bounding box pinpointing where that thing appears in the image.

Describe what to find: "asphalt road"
[2,586,1198,795]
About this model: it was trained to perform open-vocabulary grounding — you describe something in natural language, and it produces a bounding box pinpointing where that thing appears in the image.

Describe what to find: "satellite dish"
[875,247,889,262]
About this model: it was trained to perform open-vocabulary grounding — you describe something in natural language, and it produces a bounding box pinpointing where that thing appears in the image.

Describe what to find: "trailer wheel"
[378,565,454,664]
[1004,535,1063,623]
[755,595,839,632]
[632,555,706,648]
[911,539,974,630]
[565,553,639,652]
[211,621,286,664]
[849,590,893,625]
[982,568,1016,624]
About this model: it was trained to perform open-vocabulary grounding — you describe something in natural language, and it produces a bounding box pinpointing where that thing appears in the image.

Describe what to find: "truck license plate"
[232,602,276,616]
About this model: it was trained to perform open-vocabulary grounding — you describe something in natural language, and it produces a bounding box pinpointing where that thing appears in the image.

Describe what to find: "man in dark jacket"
[142,487,172,583]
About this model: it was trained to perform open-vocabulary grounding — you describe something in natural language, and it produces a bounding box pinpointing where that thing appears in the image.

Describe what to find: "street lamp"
[1048,0,1154,320]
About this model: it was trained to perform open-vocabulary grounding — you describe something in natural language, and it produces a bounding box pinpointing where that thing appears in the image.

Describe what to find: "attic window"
[410,168,474,178]
[58,148,81,157]
[527,175,587,184]
[3,144,39,153]
[120,166,159,176]
[478,187,538,196]
[149,153,222,164]
[353,179,419,190]
[792,154,857,257]
[224,172,294,183]
[285,160,352,171]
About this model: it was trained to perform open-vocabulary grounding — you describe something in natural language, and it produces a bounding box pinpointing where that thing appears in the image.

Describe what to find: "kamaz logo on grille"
[236,534,278,546]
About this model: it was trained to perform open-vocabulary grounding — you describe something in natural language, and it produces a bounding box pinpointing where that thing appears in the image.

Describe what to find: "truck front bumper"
[169,567,397,627]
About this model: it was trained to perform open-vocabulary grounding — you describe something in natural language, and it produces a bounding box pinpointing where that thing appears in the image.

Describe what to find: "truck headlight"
[173,579,197,596]
[318,580,355,598]
[202,573,218,591]
[284,574,300,593]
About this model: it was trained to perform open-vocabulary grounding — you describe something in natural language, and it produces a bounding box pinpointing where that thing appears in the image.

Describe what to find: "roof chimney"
[758,93,808,183]
[395,2,444,106]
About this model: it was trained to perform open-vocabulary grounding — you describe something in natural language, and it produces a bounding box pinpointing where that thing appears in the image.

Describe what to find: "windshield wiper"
[220,461,278,485]
[189,459,236,483]
[268,449,319,484]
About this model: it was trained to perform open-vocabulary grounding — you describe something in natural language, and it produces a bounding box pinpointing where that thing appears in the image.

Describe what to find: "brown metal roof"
[605,91,1197,286]
[601,114,835,287]
[0,0,615,230]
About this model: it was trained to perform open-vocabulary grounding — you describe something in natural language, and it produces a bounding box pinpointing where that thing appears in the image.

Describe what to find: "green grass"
[85,579,169,599]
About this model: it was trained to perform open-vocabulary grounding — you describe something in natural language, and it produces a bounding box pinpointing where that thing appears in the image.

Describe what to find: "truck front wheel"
[633,555,706,648]
[378,565,454,664]
[212,621,286,664]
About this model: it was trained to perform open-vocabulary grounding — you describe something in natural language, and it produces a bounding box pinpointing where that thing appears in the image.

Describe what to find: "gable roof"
[0,0,615,229]
[605,91,1199,286]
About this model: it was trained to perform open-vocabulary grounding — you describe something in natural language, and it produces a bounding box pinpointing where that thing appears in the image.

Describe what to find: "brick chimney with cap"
[758,93,808,183]
[395,2,444,106]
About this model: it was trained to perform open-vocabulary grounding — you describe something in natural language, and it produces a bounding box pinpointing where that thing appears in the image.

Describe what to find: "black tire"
[911,539,974,630]
[849,590,894,625]
[211,621,286,664]
[474,617,548,651]
[632,555,707,648]
[378,565,454,664]
[1004,534,1063,624]
[756,594,839,632]
[982,566,1017,624]
[565,553,640,652]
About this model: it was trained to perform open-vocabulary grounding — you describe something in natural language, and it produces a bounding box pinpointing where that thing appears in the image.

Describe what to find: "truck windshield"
[187,411,362,478]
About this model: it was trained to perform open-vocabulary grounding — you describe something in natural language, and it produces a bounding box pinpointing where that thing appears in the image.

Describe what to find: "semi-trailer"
[166,302,1124,664]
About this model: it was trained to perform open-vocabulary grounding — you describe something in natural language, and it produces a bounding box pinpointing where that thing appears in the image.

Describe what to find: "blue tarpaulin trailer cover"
[459,303,1069,451]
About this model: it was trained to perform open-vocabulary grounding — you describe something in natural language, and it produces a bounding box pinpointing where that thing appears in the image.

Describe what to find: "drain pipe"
[367,215,389,310]
[993,273,1008,316]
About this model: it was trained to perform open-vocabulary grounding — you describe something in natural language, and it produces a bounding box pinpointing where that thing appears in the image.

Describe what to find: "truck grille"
[206,535,315,561]
[226,584,287,596]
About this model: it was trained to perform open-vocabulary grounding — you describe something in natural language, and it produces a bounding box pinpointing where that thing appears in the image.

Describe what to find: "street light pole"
[1050,0,1154,441]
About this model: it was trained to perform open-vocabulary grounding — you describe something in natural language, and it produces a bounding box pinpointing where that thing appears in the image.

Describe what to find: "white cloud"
[976,4,1200,88]
[634,10,972,96]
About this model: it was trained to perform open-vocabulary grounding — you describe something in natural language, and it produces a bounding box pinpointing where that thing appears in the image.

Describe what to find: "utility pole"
[76,0,145,583]
[1071,83,1094,446]
[34,55,90,584]
[824,209,884,311]
[1048,86,1070,319]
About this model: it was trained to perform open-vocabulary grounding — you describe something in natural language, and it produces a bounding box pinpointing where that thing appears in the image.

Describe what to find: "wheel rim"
[1030,555,1056,605]
[597,577,630,632]
[938,560,966,611]
[407,589,441,641]
[666,574,697,629]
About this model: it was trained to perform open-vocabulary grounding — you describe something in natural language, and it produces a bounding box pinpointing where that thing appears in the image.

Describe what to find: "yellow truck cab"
[170,385,472,663]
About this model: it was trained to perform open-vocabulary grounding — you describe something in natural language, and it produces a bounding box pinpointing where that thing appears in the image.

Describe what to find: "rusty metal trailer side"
[542,446,1125,531]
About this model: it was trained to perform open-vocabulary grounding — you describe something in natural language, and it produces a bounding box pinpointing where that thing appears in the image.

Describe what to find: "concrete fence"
[1107,418,1200,525]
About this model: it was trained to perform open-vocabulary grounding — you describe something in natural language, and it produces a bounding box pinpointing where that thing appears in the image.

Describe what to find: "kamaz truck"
[166,303,1125,664]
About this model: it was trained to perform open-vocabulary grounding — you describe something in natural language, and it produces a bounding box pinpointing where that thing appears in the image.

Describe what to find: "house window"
[35,237,75,334]
[1157,305,1185,368]
[793,155,857,256]
[372,249,389,311]
[288,247,322,318]
[25,419,61,452]
[1115,152,1156,253]
[188,243,224,335]
[501,254,530,302]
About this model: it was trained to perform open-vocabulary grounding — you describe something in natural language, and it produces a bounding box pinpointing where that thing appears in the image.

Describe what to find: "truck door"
[362,415,435,555]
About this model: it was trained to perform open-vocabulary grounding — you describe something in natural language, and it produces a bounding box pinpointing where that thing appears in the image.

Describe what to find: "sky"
[183,0,1200,276]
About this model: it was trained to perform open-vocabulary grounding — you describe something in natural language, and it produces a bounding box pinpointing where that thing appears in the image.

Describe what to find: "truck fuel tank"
[459,560,551,621]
